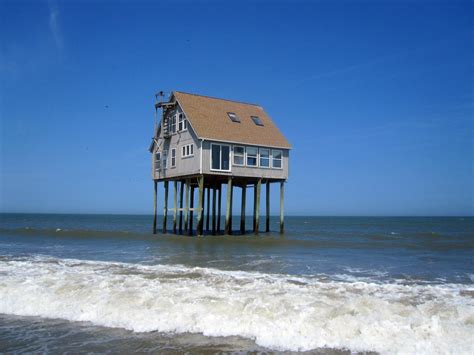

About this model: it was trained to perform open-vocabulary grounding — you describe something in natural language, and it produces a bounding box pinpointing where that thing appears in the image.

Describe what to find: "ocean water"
[0,214,473,354]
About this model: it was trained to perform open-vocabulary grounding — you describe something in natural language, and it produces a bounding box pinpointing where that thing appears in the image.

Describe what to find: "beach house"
[149,91,291,236]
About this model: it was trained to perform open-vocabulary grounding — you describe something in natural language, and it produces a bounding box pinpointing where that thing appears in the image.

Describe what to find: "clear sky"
[1,0,473,216]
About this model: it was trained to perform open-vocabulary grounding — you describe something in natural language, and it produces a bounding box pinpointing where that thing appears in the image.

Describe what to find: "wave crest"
[0,256,473,353]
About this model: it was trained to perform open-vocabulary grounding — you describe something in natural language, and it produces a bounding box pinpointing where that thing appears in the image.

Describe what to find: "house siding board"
[201,140,289,180]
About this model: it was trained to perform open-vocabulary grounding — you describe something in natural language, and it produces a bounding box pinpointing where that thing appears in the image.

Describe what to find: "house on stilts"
[149,91,291,236]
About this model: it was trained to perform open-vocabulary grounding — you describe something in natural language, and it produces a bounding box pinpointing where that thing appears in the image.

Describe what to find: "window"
[251,116,264,126]
[227,112,240,123]
[155,152,161,171]
[171,148,176,168]
[233,146,245,166]
[178,113,187,131]
[259,148,270,168]
[181,144,194,158]
[169,114,177,134]
[272,150,282,169]
[162,150,168,169]
[246,147,258,167]
[211,144,230,171]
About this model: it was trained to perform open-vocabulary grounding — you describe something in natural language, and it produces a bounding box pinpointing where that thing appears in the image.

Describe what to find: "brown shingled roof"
[173,91,291,149]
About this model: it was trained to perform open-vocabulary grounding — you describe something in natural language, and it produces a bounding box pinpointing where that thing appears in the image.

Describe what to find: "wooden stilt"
[254,178,261,234]
[163,181,169,233]
[206,187,210,232]
[230,180,234,231]
[189,186,194,235]
[153,180,158,234]
[197,176,204,236]
[212,188,217,235]
[253,183,257,232]
[179,180,184,233]
[240,185,246,234]
[266,180,270,232]
[225,177,233,235]
[217,184,222,233]
[173,181,178,234]
[280,180,285,233]
[184,179,190,233]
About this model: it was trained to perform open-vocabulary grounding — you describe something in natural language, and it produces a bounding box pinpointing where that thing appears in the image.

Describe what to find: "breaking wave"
[0,255,473,354]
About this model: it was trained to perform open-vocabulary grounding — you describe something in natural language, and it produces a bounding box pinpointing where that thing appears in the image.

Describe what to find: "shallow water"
[0,214,473,353]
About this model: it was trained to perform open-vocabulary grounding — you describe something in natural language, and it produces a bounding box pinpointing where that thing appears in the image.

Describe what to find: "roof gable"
[173,91,291,149]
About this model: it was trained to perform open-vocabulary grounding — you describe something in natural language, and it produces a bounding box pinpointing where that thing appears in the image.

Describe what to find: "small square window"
[227,112,240,123]
[251,116,264,126]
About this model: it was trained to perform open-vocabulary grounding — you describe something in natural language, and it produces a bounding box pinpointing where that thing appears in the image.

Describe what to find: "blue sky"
[1,0,472,216]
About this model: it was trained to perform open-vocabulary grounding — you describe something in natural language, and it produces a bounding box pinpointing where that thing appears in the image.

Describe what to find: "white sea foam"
[0,255,473,354]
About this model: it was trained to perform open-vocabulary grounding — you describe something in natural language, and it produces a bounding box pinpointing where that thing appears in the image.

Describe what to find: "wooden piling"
[163,180,169,233]
[189,186,194,235]
[225,177,233,235]
[153,180,157,234]
[266,180,270,232]
[173,181,178,233]
[197,175,204,236]
[240,185,246,234]
[280,180,285,233]
[184,179,190,233]
[217,183,222,233]
[254,179,261,234]
[212,188,217,235]
[179,180,184,233]
[206,187,210,232]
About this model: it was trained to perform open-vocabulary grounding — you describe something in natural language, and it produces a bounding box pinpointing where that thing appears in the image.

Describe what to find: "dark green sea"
[0,214,473,353]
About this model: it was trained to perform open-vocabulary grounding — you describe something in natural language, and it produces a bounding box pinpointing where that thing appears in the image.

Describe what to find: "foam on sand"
[0,255,473,354]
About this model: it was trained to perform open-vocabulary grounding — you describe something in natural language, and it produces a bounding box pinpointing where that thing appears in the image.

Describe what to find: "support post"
[189,186,194,235]
[254,179,261,234]
[153,180,158,234]
[179,180,184,233]
[266,180,270,232]
[212,187,217,235]
[173,180,178,234]
[197,176,204,236]
[184,179,190,233]
[253,183,257,232]
[162,180,169,233]
[225,177,233,235]
[217,183,222,233]
[206,187,210,232]
[280,180,285,233]
[240,185,246,234]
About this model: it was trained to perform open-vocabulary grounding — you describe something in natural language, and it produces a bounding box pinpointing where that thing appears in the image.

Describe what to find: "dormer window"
[227,112,240,123]
[251,116,264,126]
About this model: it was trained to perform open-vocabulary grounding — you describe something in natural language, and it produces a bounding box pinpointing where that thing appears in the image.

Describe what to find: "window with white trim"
[233,146,244,166]
[178,113,187,131]
[171,148,176,168]
[181,144,194,158]
[155,152,161,171]
[246,147,258,167]
[162,150,168,169]
[272,149,282,169]
[259,148,270,168]
[211,144,230,171]
[169,114,177,134]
